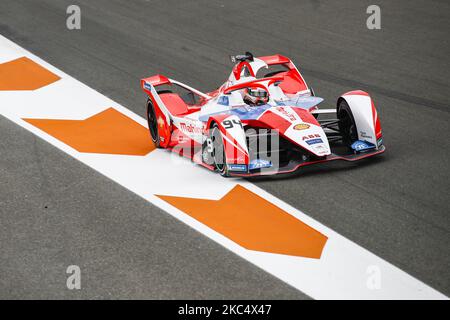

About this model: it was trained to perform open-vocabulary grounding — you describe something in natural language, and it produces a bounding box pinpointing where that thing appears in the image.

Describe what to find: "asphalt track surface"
[0,0,449,299]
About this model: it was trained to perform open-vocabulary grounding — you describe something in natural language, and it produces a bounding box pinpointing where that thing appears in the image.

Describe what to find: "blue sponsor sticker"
[144,82,152,91]
[351,140,376,152]
[217,96,229,106]
[227,164,247,172]
[305,138,323,145]
[249,159,272,170]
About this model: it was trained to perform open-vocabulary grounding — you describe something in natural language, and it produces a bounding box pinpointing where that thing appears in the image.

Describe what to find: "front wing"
[226,145,386,177]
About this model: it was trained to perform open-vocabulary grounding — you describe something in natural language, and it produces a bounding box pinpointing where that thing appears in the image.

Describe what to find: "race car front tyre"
[146,99,162,148]
[337,99,358,148]
[210,124,229,177]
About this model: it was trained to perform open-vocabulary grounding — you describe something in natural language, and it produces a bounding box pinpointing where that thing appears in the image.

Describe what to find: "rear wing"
[141,74,171,90]
[141,74,172,125]
[257,54,309,93]
[257,54,291,66]
[141,74,209,98]
[141,74,210,124]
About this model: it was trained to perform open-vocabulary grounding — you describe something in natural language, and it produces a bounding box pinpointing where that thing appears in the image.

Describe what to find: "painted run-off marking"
[24,108,154,156]
[0,56,60,90]
[158,184,328,258]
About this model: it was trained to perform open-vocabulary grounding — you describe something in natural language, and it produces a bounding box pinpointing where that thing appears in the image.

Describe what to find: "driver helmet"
[244,87,269,106]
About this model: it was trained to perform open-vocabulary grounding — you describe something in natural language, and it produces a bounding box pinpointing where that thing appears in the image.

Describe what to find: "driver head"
[244,87,269,106]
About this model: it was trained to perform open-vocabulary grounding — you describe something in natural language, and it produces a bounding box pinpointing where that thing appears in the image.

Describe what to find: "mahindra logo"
[180,122,202,134]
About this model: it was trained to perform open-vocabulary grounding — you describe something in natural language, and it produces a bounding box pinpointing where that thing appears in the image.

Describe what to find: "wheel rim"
[147,102,158,142]
[338,108,357,145]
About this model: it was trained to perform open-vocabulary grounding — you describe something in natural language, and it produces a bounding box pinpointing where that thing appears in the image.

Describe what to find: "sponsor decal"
[144,82,152,91]
[305,138,323,145]
[351,140,376,152]
[217,95,229,106]
[222,119,243,129]
[312,144,328,155]
[302,134,321,140]
[302,133,321,141]
[302,133,324,146]
[360,131,373,140]
[293,123,310,131]
[275,106,297,122]
[227,164,247,172]
[180,122,202,134]
[249,159,272,170]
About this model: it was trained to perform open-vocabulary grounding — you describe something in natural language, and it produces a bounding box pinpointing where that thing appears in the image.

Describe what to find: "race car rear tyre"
[210,124,229,177]
[337,99,358,147]
[146,99,162,148]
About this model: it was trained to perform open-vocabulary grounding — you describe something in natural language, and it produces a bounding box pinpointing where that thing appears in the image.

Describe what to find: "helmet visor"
[248,88,268,98]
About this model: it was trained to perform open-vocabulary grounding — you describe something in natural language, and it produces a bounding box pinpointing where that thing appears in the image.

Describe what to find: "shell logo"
[293,123,310,130]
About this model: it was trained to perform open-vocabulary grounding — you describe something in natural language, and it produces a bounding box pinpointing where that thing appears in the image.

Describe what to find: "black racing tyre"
[210,123,229,177]
[337,99,358,147]
[146,99,162,148]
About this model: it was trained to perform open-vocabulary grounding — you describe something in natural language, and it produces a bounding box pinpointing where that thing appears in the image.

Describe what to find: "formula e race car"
[141,52,384,177]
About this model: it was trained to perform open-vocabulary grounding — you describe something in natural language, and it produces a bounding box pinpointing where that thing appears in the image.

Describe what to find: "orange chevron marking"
[157,185,328,258]
[24,108,154,156]
[0,57,60,90]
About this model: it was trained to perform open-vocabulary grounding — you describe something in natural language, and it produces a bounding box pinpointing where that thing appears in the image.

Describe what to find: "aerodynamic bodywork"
[141,52,384,176]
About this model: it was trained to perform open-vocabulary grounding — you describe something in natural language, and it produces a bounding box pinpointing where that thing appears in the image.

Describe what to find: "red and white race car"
[141,52,384,176]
